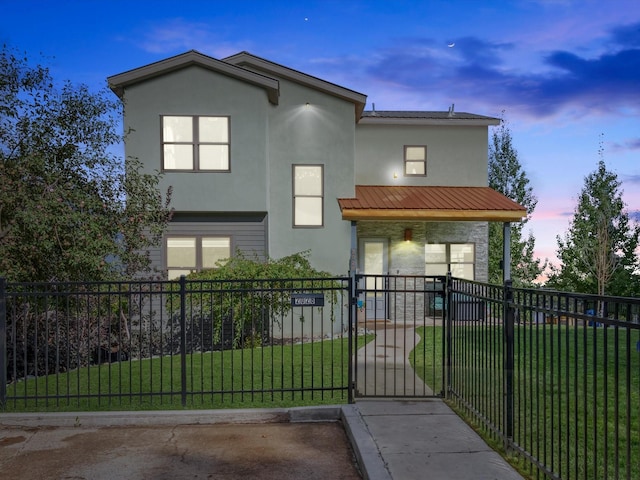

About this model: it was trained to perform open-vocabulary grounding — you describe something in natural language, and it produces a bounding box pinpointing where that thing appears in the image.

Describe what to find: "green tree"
[0,46,172,282]
[488,116,544,286]
[547,149,640,297]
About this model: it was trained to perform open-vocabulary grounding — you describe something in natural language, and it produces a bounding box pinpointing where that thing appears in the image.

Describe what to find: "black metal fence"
[2,274,639,479]
[446,277,640,480]
[0,276,353,410]
[353,274,446,397]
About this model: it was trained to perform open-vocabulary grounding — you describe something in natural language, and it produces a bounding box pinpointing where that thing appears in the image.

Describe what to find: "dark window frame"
[160,115,231,172]
[292,164,324,228]
[403,145,427,177]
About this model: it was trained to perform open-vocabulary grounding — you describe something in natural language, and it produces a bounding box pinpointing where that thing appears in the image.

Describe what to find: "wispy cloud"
[610,138,640,152]
[134,18,249,59]
[361,21,640,118]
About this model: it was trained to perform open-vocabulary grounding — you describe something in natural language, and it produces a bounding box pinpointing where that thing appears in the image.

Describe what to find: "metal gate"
[353,274,447,398]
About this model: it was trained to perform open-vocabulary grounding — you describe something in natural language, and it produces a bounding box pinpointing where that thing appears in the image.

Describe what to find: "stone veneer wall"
[357,220,489,321]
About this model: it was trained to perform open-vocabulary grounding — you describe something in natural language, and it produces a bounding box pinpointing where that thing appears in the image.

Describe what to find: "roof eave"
[358,117,501,126]
[225,52,366,121]
[340,208,527,222]
[108,50,280,104]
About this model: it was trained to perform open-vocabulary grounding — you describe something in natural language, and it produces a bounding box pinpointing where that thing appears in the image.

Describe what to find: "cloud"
[610,138,640,152]
[362,22,640,117]
[624,174,640,185]
[134,18,248,59]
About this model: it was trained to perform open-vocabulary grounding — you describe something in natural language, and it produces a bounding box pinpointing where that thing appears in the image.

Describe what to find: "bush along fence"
[446,277,640,480]
[0,276,355,411]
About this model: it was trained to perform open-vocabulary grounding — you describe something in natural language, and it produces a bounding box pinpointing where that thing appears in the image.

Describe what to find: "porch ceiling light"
[404,228,412,242]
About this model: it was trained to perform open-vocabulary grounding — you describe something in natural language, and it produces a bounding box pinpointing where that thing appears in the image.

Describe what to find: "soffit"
[337,185,527,222]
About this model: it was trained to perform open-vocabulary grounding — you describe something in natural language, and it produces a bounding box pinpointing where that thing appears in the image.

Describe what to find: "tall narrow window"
[425,243,475,280]
[293,165,323,227]
[166,236,231,280]
[404,145,426,176]
[162,115,230,171]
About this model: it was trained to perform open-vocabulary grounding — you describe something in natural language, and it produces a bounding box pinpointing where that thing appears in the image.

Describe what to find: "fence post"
[504,279,515,447]
[348,275,354,404]
[0,278,6,407]
[179,275,187,407]
[445,273,452,398]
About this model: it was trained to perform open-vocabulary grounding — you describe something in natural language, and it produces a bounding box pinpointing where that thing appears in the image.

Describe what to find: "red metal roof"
[337,185,527,222]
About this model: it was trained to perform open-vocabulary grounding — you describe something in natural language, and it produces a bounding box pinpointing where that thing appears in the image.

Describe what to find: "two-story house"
[108,50,525,320]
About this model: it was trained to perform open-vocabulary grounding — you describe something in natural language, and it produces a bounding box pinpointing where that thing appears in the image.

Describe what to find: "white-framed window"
[162,115,230,171]
[425,243,475,280]
[293,164,323,227]
[404,145,426,176]
[166,236,231,279]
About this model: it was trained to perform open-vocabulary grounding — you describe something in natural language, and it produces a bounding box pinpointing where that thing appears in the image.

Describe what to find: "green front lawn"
[411,324,640,480]
[4,334,373,412]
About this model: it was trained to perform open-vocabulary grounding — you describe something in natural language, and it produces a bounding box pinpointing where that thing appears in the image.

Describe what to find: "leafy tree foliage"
[0,46,172,282]
[488,116,544,286]
[546,153,640,297]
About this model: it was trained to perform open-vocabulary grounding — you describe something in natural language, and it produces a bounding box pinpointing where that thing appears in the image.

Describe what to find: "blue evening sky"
[2,0,639,269]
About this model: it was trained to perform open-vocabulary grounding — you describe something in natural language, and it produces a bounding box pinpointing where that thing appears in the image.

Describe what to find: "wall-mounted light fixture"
[404,228,412,242]
[305,102,311,108]
[393,172,398,179]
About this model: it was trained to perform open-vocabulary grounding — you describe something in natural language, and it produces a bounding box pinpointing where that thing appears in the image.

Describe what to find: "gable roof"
[223,51,367,121]
[108,50,280,104]
[338,185,527,222]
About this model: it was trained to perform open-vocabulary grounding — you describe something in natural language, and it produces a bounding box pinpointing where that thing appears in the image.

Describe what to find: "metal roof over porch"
[337,185,527,222]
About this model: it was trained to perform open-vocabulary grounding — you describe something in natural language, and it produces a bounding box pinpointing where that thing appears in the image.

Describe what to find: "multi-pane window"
[166,236,231,280]
[404,145,426,176]
[162,115,229,171]
[293,165,323,227]
[425,243,475,280]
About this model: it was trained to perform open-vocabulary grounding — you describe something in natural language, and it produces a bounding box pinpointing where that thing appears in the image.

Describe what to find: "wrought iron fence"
[2,273,639,479]
[447,277,640,480]
[354,274,446,397]
[0,276,353,411]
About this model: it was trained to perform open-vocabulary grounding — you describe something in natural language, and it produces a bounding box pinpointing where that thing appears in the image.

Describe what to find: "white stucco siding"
[354,124,489,186]
[122,65,270,213]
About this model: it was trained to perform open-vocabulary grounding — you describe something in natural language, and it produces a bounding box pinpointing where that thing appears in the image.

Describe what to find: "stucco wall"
[265,78,355,275]
[122,65,270,213]
[355,124,489,186]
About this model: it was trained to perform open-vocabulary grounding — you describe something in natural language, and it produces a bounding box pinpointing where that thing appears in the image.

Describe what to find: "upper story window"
[404,145,427,176]
[425,243,475,280]
[293,165,323,227]
[162,115,230,171]
[166,236,231,280]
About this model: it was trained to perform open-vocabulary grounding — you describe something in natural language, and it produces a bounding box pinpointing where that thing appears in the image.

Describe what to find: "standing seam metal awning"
[338,185,527,222]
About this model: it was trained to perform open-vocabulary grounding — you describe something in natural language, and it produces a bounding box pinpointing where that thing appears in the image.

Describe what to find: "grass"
[411,324,640,480]
[3,333,374,412]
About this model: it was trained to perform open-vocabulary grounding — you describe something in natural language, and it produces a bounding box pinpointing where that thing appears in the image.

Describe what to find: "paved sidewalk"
[343,399,525,480]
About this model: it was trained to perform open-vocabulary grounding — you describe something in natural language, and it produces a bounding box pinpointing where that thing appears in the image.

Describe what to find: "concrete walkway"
[347,320,525,479]
[356,323,433,397]
[343,399,525,480]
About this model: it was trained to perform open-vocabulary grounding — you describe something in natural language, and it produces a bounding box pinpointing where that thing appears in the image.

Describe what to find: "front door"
[359,238,388,320]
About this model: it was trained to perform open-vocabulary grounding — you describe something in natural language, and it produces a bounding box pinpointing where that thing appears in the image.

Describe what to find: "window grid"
[161,115,230,172]
[425,243,475,280]
[166,235,231,280]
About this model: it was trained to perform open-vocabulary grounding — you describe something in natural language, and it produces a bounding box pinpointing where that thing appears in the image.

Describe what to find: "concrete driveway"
[0,409,362,480]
